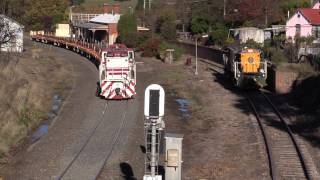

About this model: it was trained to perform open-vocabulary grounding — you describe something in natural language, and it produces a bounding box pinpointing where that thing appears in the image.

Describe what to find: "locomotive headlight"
[248,57,254,64]
[260,69,265,77]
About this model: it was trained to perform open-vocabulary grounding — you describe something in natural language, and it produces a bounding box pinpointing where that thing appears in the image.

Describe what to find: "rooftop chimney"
[113,4,120,14]
[104,3,112,14]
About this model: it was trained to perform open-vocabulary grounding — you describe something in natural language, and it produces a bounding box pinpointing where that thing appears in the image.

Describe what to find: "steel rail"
[261,92,311,180]
[248,91,310,180]
[94,100,130,180]
[247,95,276,180]
[56,102,110,180]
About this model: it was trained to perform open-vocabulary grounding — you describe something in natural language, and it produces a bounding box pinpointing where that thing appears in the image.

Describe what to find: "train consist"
[97,44,136,100]
[30,34,136,100]
[223,46,268,88]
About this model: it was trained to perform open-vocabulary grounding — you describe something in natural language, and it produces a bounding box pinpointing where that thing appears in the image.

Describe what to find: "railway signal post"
[144,84,165,180]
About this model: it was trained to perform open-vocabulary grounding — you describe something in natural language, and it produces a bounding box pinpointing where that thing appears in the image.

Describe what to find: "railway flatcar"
[96,44,136,100]
[223,46,267,88]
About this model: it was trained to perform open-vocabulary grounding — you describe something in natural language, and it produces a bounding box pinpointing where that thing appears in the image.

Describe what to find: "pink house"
[286,1,320,41]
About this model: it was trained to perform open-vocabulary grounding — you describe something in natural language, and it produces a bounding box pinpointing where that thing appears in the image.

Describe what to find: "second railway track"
[57,101,129,180]
[248,91,313,180]
[189,47,320,180]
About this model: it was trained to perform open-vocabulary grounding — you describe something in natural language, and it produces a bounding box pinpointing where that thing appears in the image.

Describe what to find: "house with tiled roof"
[286,1,320,41]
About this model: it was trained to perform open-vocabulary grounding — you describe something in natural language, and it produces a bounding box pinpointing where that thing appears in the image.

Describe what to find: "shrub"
[139,37,184,60]
[265,47,288,65]
[243,39,263,49]
[139,37,162,57]
[117,13,138,47]
[209,23,228,46]
[224,38,235,46]
[158,41,184,60]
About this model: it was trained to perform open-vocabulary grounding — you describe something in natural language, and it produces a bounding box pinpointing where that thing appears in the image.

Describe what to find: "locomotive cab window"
[129,51,134,59]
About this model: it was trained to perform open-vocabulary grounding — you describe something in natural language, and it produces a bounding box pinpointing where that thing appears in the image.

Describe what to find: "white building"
[0,15,24,52]
[55,24,71,38]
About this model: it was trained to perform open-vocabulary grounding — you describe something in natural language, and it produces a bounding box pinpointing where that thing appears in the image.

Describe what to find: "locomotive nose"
[115,88,121,95]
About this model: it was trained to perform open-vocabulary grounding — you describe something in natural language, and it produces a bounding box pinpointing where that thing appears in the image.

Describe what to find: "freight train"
[96,44,136,100]
[223,46,267,88]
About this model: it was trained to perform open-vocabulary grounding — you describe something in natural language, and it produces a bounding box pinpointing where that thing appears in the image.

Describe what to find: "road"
[2,43,144,179]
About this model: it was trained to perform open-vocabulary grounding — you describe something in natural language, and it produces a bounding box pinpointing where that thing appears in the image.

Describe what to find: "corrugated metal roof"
[75,22,108,29]
[89,14,120,24]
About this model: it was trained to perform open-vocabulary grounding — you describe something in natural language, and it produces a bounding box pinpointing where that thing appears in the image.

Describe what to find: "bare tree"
[0,15,17,53]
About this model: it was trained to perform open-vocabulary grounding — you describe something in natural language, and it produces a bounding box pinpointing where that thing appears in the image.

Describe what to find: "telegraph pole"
[223,0,226,19]
[144,0,146,15]
[149,0,152,10]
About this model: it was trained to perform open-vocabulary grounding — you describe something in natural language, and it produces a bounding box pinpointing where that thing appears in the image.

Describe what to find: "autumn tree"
[24,0,69,31]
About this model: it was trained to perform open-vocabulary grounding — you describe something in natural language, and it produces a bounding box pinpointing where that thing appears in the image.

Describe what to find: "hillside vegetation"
[72,0,138,14]
[0,40,72,156]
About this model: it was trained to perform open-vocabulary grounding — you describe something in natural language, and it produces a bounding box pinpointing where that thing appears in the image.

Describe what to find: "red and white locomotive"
[97,44,136,100]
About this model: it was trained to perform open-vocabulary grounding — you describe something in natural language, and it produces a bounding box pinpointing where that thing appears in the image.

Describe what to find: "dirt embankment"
[0,40,72,158]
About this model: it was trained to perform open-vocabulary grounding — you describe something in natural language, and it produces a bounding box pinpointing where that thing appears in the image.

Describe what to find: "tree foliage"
[156,8,177,40]
[209,23,228,46]
[72,0,85,5]
[0,0,69,31]
[25,0,69,31]
[191,17,209,34]
[117,13,138,47]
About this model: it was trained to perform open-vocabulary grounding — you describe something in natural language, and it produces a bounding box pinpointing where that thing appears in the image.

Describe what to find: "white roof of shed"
[89,14,120,24]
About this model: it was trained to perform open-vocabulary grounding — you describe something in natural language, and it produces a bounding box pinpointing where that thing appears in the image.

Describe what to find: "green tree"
[156,8,176,40]
[117,13,138,47]
[72,0,84,5]
[191,17,209,34]
[24,0,69,31]
[209,23,228,46]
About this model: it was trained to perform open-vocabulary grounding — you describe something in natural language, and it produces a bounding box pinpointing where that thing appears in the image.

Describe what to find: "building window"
[312,26,320,38]
[296,24,301,37]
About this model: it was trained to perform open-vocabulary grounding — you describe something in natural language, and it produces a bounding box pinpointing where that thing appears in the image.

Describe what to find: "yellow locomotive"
[223,46,267,88]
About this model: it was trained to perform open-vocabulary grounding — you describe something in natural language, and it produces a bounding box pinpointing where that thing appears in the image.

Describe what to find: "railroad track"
[186,49,319,179]
[247,91,313,180]
[56,101,129,180]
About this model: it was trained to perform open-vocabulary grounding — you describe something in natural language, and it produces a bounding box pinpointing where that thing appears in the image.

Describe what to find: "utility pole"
[149,0,152,10]
[195,36,198,76]
[144,0,146,15]
[265,7,268,26]
[224,0,226,19]
[182,0,185,32]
